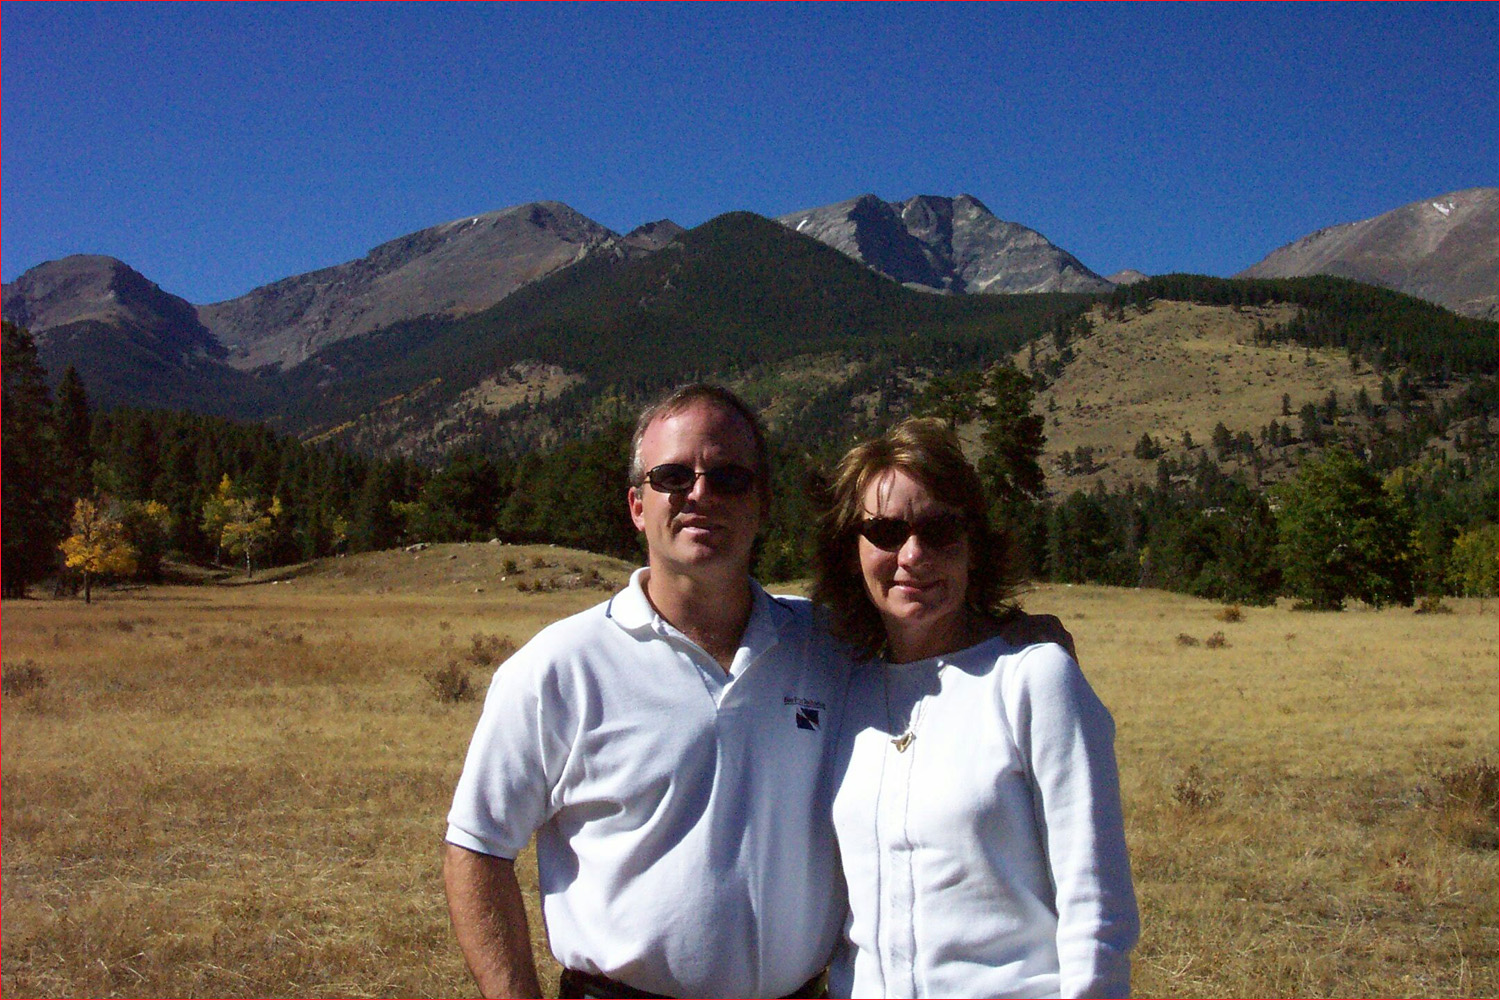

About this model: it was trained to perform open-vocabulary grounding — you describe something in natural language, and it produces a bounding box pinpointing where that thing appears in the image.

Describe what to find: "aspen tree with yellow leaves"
[58,498,137,604]
[201,474,282,575]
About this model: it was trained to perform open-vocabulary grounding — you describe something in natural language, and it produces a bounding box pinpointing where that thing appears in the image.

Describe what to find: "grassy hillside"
[1016,300,1412,492]
[3,556,1494,997]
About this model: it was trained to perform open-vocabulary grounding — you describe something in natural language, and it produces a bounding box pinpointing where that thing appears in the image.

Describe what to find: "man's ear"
[628,486,646,532]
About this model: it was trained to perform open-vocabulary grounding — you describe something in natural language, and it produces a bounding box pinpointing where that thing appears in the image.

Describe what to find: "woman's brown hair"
[811,417,1020,660]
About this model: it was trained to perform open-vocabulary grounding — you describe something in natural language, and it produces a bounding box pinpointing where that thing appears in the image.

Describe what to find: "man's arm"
[1001,611,1078,662]
[444,843,544,998]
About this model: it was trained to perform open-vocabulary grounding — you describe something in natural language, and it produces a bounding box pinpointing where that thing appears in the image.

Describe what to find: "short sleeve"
[444,639,572,859]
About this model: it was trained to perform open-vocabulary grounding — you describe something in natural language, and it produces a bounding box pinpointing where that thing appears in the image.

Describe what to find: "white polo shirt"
[446,569,851,998]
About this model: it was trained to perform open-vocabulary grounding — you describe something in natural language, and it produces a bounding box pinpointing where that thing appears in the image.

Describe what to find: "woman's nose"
[897,533,927,564]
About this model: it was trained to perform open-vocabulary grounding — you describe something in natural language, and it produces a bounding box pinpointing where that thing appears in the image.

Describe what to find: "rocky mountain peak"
[898,196,957,258]
[198,201,627,370]
[778,194,1112,295]
[624,219,686,252]
[952,193,992,214]
[2,254,221,358]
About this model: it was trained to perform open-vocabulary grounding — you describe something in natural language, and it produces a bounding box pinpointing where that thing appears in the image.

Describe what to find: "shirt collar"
[605,567,658,630]
[607,567,788,658]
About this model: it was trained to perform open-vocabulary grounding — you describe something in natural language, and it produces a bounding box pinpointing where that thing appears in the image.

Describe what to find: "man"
[444,384,849,998]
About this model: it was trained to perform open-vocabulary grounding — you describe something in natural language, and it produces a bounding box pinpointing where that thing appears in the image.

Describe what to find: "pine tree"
[54,366,94,503]
[1212,422,1234,460]
[975,364,1047,574]
[1273,449,1415,610]
[1299,403,1324,445]
[1133,433,1163,460]
[2,322,64,597]
[352,463,406,552]
[911,370,985,429]
[976,364,1046,506]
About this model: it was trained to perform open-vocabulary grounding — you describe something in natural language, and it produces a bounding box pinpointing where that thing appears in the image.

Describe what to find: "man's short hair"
[630,384,772,509]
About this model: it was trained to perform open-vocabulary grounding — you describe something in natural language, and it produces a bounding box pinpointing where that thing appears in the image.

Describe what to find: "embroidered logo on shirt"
[785,695,826,732]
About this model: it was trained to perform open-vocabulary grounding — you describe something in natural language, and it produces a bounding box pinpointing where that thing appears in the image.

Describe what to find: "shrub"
[501,558,520,575]
[1175,633,1200,647]
[1414,596,1454,615]
[424,662,477,703]
[1205,631,1228,649]
[1422,760,1500,850]
[1173,764,1222,809]
[2,661,47,697]
[466,633,516,668]
[1215,605,1244,623]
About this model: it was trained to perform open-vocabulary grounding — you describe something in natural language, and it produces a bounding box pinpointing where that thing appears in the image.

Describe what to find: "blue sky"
[3,2,1496,304]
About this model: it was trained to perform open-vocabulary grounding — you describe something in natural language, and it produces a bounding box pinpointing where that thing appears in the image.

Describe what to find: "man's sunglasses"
[858,512,968,552]
[641,463,757,496]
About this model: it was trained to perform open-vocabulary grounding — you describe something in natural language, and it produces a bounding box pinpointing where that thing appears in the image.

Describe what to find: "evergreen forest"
[5,264,1497,607]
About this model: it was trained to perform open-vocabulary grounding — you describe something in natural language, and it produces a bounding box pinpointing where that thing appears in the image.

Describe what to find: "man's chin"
[666,536,751,569]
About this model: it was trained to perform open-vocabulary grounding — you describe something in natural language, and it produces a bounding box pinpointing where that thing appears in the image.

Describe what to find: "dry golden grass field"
[3,543,1496,998]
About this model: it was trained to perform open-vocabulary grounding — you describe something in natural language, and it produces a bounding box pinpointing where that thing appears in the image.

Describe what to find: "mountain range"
[199,203,691,370]
[3,186,1494,461]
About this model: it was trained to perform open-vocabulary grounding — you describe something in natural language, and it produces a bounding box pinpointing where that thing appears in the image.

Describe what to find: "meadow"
[3,543,1496,998]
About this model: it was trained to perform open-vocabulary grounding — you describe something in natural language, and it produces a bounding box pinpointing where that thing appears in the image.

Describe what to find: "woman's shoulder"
[955,632,1075,670]
[982,639,1090,697]
[993,641,1115,735]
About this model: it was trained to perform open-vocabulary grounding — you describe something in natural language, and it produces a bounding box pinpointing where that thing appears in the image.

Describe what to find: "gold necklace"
[884,665,938,753]
[884,612,990,750]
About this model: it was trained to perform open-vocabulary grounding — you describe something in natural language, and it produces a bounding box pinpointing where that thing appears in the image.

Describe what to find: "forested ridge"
[5,258,1496,605]
[1111,273,1497,377]
[270,212,1094,456]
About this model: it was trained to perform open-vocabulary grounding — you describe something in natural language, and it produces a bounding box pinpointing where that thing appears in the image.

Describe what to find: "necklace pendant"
[891,730,915,752]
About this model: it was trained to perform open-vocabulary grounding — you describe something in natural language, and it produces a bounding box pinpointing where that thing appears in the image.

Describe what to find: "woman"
[813,418,1138,999]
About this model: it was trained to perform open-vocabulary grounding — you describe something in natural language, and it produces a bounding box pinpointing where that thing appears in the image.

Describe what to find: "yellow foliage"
[58,498,138,577]
[202,476,281,570]
[139,499,171,526]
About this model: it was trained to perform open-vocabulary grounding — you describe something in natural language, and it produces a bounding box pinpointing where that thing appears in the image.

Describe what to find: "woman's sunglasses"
[641,463,757,496]
[858,512,968,552]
